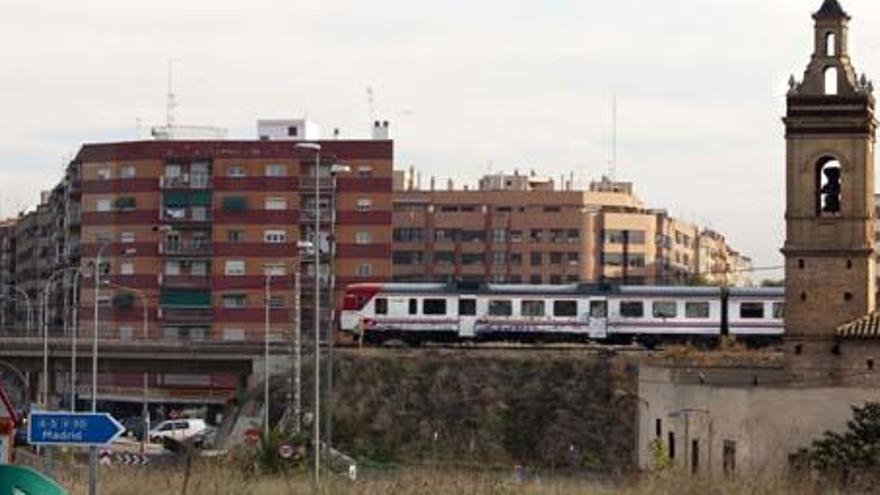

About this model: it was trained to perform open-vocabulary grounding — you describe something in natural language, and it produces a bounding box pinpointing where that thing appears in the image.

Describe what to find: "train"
[339,282,785,347]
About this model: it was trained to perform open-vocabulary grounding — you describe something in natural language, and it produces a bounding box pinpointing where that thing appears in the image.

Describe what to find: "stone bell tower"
[783,0,876,352]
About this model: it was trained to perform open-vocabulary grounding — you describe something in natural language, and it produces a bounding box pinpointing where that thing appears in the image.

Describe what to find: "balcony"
[159,241,213,256]
[299,178,334,191]
[159,208,213,224]
[160,274,212,289]
[160,175,213,190]
[160,308,213,323]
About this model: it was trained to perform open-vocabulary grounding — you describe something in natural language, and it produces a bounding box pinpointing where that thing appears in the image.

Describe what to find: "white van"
[149,419,208,443]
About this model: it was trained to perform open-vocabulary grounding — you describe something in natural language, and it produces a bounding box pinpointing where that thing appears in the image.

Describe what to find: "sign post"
[28,411,125,446]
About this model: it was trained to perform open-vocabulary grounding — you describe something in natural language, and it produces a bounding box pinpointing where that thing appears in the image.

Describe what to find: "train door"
[588,298,608,339]
[458,297,478,338]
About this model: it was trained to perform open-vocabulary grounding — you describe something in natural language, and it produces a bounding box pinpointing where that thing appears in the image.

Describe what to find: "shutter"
[160,290,212,308]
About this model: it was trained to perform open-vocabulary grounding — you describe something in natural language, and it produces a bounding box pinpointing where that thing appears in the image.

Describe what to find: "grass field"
[54,463,829,495]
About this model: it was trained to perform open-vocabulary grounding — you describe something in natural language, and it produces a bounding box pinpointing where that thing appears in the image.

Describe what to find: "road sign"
[278,444,294,459]
[115,452,150,466]
[28,411,125,446]
[99,450,112,467]
[0,465,67,495]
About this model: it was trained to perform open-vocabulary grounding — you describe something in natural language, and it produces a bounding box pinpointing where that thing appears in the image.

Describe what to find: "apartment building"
[68,136,392,343]
[392,172,751,286]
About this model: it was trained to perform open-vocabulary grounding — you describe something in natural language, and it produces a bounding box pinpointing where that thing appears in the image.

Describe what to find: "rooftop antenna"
[166,59,180,135]
[609,92,618,181]
[367,86,376,123]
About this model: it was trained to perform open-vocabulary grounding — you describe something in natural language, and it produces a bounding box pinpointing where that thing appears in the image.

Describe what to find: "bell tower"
[784,0,876,350]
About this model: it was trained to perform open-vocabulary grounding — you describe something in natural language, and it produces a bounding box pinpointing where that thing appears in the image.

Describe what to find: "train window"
[488,300,513,317]
[408,298,418,315]
[459,299,477,316]
[375,298,388,315]
[423,299,447,315]
[772,303,785,319]
[620,301,645,318]
[554,300,578,317]
[590,300,607,318]
[685,302,710,319]
[652,301,677,319]
[740,303,765,319]
[521,300,546,317]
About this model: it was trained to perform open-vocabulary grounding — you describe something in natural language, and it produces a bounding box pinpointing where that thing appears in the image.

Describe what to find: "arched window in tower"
[826,32,837,57]
[817,158,842,215]
[824,67,839,95]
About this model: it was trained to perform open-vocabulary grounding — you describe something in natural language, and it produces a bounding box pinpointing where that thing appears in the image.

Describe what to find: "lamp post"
[264,272,272,437]
[0,284,33,337]
[325,162,350,465]
[295,141,322,491]
[89,240,111,495]
[70,268,82,412]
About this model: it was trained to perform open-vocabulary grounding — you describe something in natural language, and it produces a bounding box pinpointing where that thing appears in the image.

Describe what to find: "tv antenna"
[166,59,181,131]
[608,92,618,181]
[366,86,376,122]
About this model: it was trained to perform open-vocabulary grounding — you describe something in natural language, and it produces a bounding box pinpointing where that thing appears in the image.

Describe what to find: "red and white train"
[340,283,785,347]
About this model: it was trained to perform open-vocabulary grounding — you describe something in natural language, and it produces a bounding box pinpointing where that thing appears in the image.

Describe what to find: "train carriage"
[340,282,785,347]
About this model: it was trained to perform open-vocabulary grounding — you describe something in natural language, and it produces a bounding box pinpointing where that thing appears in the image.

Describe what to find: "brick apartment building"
[391,172,747,286]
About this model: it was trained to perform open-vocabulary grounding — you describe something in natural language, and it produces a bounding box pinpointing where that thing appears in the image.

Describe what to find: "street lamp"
[294,141,322,490]
[0,284,33,337]
[41,266,81,409]
[89,239,111,495]
[325,162,350,465]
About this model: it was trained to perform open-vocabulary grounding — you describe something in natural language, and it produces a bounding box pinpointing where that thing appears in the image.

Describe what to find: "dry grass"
[53,463,832,495]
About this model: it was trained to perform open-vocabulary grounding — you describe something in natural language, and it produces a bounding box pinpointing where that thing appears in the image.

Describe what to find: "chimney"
[371,120,390,140]
[333,128,340,139]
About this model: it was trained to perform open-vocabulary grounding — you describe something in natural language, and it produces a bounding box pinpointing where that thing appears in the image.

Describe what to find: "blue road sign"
[28,411,124,446]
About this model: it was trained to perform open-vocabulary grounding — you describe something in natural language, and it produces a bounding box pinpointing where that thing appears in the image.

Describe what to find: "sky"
[2,0,880,276]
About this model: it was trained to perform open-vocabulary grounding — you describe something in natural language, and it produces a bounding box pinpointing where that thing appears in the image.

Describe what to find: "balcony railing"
[160,274,212,289]
[160,175,213,189]
[159,241,213,256]
[299,178,334,191]
[159,209,213,223]
[160,308,213,322]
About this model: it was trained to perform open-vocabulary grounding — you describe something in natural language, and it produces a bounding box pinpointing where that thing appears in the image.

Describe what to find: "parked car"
[148,419,207,443]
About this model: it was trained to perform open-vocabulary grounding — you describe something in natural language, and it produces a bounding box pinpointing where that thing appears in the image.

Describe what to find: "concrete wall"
[637,365,880,476]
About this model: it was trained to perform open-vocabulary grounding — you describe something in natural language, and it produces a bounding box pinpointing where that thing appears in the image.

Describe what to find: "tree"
[799,402,880,488]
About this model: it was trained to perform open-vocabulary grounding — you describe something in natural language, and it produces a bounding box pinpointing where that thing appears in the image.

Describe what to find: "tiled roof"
[837,311,880,339]
[815,0,850,19]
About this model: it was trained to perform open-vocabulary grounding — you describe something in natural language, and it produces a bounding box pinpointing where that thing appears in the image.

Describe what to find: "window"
[691,439,700,474]
[264,263,286,276]
[510,253,523,266]
[461,230,485,243]
[567,230,580,243]
[521,300,545,317]
[265,198,287,210]
[222,196,247,212]
[817,158,842,215]
[375,298,388,315]
[422,299,447,315]
[655,419,662,439]
[120,261,134,275]
[435,229,458,242]
[287,126,298,137]
[115,196,136,210]
[554,300,578,317]
[191,261,208,276]
[492,252,506,265]
[192,206,208,221]
[773,302,785,319]
[356,232,371,245]
[96,199,112,212]
[567,252,580,265]
[227,230,244,243]
[118,326,134,341]
[265,164,287,177]
[530,230,543,243]
[530,252,543,266]
[461,253,484,266]
[120,232,135,243]
[723,441,736,477]
[435,252,455,265]
[164,164,182,177]
[824,66,838,95]
[668,432,676,460]
[357,263,372,277]
[529,275,543,285]
[408,298,417,315]
[223,294,247,309]
[604,230,646,245]
[121,166,135,179]
[510,231,523,243]
[392,251,423,265]
[685,302,710,319]
[620,301,645,318]
[264,230,286,243]
[550,230,565,242]
[740,302,765,319]
[225,260,245,276]
[165,261,181,276]
[356,199,372,212]
[492,229,506,243]
[652,301,677,319]
[549,275,562,285]
[227,165,246,177]
[223,328,246,341]
[269,296,285,308]
[550,252,563,265]
[357,166,372,178]
[604,253,622,267]
[488,300,512,317]
[97,168,112,180]
[393,228,423,242]
[459,299,476,316]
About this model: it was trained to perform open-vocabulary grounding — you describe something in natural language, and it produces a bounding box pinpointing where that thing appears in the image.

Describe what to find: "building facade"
[391,173,751,287]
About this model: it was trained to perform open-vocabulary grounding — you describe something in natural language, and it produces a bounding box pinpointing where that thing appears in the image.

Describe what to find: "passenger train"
[339,283,785,347]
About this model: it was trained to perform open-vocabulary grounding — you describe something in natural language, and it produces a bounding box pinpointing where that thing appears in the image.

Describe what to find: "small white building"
[257,119,321,141]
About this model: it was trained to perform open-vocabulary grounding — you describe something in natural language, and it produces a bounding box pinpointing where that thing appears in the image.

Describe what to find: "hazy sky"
[2,0,879,275]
